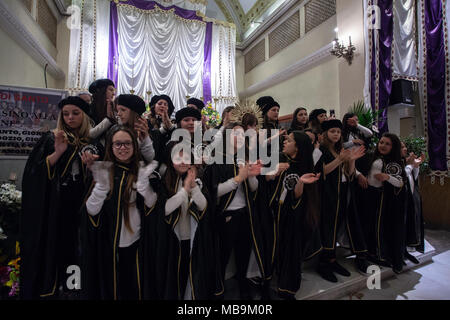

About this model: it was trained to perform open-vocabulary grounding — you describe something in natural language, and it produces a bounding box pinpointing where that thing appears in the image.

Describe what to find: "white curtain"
[116,4,206,111]
[152,0,207,14]
[363,0,372,109]
[67,0,110,93]
[392,0,418,80]
[211,23,238,114]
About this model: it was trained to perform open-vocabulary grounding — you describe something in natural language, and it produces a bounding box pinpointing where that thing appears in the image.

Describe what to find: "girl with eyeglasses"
[81,125,161,300]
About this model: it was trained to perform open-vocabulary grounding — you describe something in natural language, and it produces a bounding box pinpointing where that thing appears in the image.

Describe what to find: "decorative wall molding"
[0,0,65,80]
[239,42,333,99]
[237,0,302,50]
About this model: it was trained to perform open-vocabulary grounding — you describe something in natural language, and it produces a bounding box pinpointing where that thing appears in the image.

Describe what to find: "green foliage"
[402,136,430,174]
[347,100,381,129]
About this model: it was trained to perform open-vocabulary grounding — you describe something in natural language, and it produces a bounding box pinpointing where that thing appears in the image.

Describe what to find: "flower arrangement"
[0,183,21,298]
[0,255,20,297]
[0,183,22,215]
[201,101,221,128]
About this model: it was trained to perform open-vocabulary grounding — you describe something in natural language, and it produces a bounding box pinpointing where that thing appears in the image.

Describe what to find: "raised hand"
[134,117,149,141]
[299,173,321,184]
[184,166,195,192]
[235,163,249,183]
[338,148,351,162]
[54,130,68,155]
[162,110,172,130]
[81,151,99,170]
[248,162,263,177]
[90,161,113,190]
[349,146,366,161]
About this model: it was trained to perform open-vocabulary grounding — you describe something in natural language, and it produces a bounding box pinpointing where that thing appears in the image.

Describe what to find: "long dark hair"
[342,112,356,142]
[291,131,320,227]
[290,108,308,131]
[91,86,108,123]
[371,132,403,167]
[104,125,141,233]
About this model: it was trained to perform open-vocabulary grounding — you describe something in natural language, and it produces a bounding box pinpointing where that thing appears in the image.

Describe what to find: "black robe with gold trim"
[158,176,217,300]
[203,162,266,295]
[273,157,322,297]
[79,164,160,300]
[318,147,367,254]
[20,131,95,299]
[405,169,424,253]
[365,160,407,270]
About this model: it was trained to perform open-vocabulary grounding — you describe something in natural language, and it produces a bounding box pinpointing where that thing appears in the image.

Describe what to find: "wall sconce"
[250,20,263,28]
[331,35,356,65]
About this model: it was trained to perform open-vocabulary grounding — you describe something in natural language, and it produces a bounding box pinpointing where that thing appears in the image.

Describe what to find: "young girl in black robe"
[115,94,155,163]
[158,141,218,300]
[82,125,159,300]
[20,96,95,299]
[317,119,370,283]
[88,78,116,125]
[401,142,425,260]
[366,133,406,273]
[273,131,322,299]
[203,122,263,299]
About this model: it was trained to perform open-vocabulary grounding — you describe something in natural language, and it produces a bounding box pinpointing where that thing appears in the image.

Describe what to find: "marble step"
[294,239,435,300]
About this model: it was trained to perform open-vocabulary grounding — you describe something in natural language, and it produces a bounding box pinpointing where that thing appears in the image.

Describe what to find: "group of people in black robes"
[19,79,425,300]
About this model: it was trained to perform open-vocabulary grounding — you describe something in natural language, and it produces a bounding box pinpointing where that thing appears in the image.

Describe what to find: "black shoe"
[317,263,338,283]
[239,279,252,300]
[393,266,403,274]
[405,252,420,264]
[260,281,272,301]
[355,257,371,275]
[331,261,351,277]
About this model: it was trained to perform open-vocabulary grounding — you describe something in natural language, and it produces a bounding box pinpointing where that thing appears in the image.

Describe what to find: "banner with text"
[0,85,67,157]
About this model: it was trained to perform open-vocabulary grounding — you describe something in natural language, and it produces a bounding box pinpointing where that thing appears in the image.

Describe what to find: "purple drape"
[107,0,212,101]
[424,0,447,171]
[202,22,213,104]
[107,2,119,85]
[377,0,393,134]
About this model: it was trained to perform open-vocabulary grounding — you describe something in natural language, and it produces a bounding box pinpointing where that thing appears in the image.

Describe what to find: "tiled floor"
[341,250,450,300]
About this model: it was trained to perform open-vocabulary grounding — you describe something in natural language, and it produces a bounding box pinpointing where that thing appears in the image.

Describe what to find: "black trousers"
[118,240,140,300]
[219,208,252,290]
[179,239,191,299]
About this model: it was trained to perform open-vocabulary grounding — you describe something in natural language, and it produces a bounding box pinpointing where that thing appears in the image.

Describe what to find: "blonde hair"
[56,109,92,140]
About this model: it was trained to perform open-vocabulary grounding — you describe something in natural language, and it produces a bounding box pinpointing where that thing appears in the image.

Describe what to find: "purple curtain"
[376,0,394,134]
[107,2,119,85]
[424,0,447,171]
[202,22,213,104]
[107,0,211,101]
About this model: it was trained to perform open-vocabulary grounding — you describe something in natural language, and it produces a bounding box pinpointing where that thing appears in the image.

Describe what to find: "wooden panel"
[245,39,266,73]
[420,175,450,230]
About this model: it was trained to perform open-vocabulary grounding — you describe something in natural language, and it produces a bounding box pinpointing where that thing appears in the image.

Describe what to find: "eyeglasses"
[112,141,132,149]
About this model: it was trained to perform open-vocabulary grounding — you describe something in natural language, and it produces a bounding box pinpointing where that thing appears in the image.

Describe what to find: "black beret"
[117,94,146,115]
[309,108,327,121]
[321,119,343,131]
[175,107,202,123]
[262,100,280,115]
[256,96,275,109]
[58,96,90,115]
[150,94,175,117]
[187,97,205,110]
[88,78,115,94]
